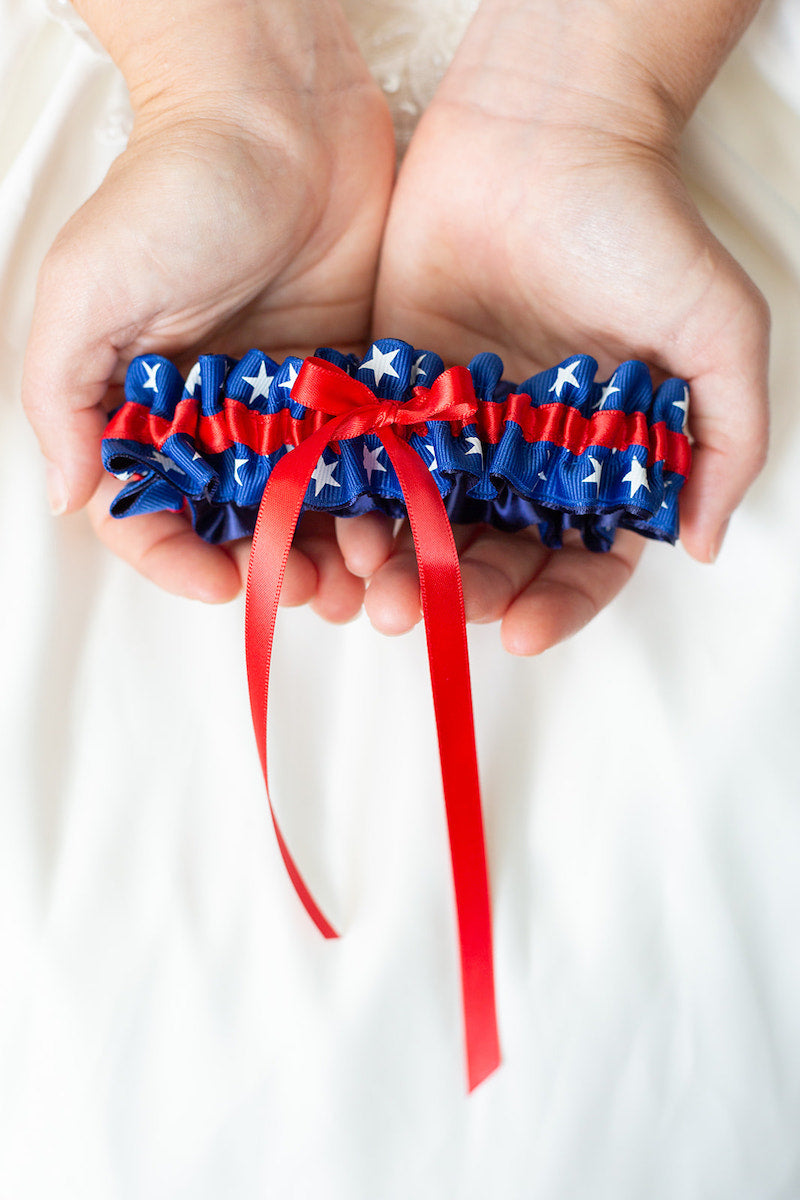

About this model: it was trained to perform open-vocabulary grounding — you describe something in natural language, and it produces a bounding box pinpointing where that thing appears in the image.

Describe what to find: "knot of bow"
[244,356,500,1093]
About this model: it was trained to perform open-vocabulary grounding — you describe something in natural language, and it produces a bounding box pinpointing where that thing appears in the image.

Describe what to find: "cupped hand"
[341,62,769,654]
[23,31,395,619]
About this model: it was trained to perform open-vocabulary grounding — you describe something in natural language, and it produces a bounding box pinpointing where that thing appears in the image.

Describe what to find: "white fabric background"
[1,1,799,1197]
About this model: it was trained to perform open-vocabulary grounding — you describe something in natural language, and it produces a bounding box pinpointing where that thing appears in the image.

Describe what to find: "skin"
[22,0,769,652]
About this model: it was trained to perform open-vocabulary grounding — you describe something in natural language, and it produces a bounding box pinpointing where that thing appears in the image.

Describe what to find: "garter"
[102,338,691,552]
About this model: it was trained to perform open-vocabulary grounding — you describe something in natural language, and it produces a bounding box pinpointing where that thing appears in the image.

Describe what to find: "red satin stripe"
[244,360,501,1092]
[476,396,691,474]
[106,397,328,458]
[107,391,691,474]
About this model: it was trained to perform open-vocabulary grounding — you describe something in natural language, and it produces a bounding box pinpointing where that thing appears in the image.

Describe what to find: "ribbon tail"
[379,428,501,1091]
[245,428,341,940]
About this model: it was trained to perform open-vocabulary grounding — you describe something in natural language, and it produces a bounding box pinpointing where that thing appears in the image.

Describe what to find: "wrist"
[72,0,373,132]
[440,0,761,151]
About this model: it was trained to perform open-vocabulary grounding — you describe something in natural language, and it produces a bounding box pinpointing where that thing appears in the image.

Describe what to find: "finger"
[88,474,242,602]
[227,537,319,608]
[364,520,477,636]
[458,526,550,623]
[335,511,396,577]
[500,528,644,656]
[294,512,365,624]
[22,235,127,516]
[674,271,770,563]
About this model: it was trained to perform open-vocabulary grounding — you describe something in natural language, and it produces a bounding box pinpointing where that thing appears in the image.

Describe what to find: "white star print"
[192,451,202,461]
[278,363,299,392]
[464,435,483,464]
[243,361,274,402]
[622,456,650,497]
[673,386,690,433]
[596,379,620,410]
[537,471,547,482]
[233,457,248,486]
[152,450,183,475]
[363,444,387,485]
[361,346,400,386]
[548,360,581,398]
[661,479,671,510]
[143,361,160,392]
[114,471,134,481]
[410,354,428,385]
[582,455,603,488]
[425,443,438,472]
[184,362,201,396]
[311,455,340,495]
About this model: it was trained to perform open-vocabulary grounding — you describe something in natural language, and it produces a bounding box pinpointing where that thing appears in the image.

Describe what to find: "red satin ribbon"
[244,356,501,1092]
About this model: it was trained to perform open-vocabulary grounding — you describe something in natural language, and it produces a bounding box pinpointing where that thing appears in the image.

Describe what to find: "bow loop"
[292,357,380,419]
[401,365,479,426]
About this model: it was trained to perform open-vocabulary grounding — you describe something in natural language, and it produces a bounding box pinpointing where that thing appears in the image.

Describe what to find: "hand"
[23,1,395,619]
[339,0,769,654]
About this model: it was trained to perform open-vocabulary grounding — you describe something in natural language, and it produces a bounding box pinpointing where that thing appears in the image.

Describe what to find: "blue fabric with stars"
[101,338,690,552]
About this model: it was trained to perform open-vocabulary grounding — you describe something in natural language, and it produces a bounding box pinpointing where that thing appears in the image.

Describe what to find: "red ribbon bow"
[245,356,501,1091]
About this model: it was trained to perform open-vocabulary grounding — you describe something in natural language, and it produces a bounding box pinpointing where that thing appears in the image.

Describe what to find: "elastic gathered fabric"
[102,339,691,552]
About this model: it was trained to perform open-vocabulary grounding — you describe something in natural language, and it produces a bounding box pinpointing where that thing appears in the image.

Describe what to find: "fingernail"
[710,519,730,563]
[46,463,68,515]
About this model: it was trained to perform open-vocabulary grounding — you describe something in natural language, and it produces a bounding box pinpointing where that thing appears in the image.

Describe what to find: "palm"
[344,97,767,653]
[90,117,389,366]
[378,106,717,368]
[25,86,395,615]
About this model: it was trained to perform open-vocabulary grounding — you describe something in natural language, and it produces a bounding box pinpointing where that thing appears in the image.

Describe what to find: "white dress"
[1,2,799,1196]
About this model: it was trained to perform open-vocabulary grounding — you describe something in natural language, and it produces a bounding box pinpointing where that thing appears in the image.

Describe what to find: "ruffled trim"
[102,339,691,552]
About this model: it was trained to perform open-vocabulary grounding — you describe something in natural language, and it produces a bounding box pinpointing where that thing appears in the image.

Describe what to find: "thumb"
[676,274,770,563]
[22,233,129,515]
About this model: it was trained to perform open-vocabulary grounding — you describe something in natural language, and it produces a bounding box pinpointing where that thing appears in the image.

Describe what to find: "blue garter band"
[101,338,691,553]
